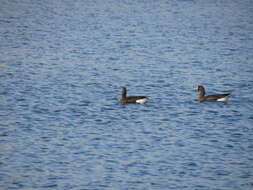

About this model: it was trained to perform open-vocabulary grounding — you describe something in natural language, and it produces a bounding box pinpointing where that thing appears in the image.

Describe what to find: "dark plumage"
[120,87,148,104]
[197,85,231,102]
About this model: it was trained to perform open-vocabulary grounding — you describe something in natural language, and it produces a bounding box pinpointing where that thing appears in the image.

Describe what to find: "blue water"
[1,0,253,189]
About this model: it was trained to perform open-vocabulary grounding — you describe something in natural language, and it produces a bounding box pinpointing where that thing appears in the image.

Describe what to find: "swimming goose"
[120,87,148,104]
[197,85,231,102]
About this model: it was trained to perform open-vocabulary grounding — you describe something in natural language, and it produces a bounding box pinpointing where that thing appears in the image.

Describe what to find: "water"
[1,0,253,189]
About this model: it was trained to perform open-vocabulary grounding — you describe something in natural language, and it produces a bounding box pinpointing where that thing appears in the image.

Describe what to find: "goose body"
[120,87,148,104]
[197,85,231,103]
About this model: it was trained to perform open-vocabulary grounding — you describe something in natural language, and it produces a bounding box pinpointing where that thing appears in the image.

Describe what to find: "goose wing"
[205,94,231,101]
[125,96,148,103]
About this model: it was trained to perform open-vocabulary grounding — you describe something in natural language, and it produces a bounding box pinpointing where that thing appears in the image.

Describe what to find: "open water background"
[1,0,253,189]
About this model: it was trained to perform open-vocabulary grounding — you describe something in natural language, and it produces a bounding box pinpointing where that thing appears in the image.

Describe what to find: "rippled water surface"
[1,0,253,189]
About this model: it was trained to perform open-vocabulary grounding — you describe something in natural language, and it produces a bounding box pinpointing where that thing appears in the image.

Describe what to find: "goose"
[120,87,148,104]
[197,85,231,102]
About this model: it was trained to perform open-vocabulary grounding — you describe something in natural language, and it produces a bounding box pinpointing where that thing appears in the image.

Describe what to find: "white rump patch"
[217,96,230,102]
[136,98,148,104]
